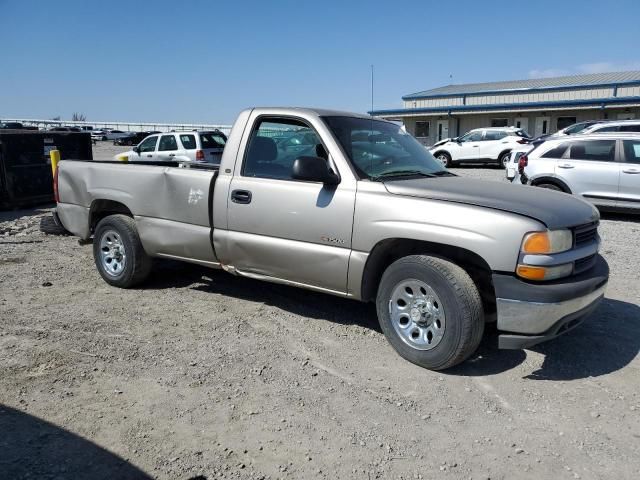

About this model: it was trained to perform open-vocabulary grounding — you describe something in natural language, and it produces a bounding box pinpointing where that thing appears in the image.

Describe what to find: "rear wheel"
[376,255,484,370]
[93,214,152,288]
[498,151,511,168]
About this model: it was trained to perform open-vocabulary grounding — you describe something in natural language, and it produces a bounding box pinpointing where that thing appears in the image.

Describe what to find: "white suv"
[429,127,530,167]
[115,130,227,164]
[511,133,640,212]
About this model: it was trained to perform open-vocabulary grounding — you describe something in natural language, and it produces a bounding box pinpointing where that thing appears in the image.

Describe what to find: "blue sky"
[1,0,639,124]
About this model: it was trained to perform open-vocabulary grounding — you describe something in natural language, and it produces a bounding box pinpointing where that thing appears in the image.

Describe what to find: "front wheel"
[93,214,152,288]
[435,152,452,168]
[376,255,484,370]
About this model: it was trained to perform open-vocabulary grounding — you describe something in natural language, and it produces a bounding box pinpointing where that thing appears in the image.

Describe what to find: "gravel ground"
[1,142,639,479]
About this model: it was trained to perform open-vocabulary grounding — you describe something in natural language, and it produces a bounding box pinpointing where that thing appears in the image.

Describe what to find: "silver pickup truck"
[55,108,609,370]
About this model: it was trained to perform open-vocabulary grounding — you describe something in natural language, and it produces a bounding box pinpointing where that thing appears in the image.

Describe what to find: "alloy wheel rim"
[389,279,446,350]
[99,229,126,277]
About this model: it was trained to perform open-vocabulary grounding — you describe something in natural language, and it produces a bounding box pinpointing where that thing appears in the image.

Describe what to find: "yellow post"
[50,149,61,175]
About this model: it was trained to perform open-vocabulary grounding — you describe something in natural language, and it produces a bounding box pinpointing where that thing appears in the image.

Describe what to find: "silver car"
[513,133,640,211]
[580,120,640,134]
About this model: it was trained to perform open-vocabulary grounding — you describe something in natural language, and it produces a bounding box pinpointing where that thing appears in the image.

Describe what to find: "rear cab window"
[179,134,197,150]
[158,135,178,151]
[200,132,226,149]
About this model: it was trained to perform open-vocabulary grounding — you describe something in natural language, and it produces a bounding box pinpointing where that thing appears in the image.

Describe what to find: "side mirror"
[292,156,339,185]
[133,146,140,154]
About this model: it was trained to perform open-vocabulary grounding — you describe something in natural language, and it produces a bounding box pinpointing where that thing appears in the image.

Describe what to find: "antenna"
[371,64,374,114]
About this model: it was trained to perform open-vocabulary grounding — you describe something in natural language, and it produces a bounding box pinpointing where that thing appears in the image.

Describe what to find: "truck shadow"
[449,298,640,379]
[0,404,152,479]
[143,260,381,331]
[144,262,638,379]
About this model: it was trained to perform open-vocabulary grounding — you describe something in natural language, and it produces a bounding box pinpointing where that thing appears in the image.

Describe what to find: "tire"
[102,135,107,141]
[93,214,152,288]
[498,151,511,168]
[39,213,69,235]
[536,183,562,192]
[435,151,452,168]
[376,255,484,370]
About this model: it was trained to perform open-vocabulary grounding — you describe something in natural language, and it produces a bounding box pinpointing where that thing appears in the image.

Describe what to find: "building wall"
[402,85,636,109]
[402,107,639,146]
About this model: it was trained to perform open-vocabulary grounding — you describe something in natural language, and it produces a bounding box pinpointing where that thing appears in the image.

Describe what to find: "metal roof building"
[371,71,640,145]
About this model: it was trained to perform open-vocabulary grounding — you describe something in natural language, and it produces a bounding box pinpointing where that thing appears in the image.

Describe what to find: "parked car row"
[114,130,227,165]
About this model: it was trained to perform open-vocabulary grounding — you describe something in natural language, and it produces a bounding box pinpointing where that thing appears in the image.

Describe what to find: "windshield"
[323,116,447,180]
[563,122,596,135]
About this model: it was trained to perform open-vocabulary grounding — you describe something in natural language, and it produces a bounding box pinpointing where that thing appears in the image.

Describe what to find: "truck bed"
[56,159,220,266]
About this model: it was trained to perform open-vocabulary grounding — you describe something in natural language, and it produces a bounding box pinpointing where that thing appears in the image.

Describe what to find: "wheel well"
[531,176,572,193]
[498,149,512,159]
[361,238,496,319]
[432,150,450,158]
[89,200,133,233]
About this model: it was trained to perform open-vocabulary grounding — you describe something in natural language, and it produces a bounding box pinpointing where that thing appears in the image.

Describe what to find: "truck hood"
[383,177,599,229]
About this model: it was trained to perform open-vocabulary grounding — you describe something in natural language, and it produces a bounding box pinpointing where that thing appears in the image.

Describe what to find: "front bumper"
[493,255,609,349]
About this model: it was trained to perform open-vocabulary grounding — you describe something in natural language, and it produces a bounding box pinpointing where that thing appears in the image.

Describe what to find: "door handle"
[558,163,575,169]
[231,189,252,204]
[168,153,175,157]
[622,168,640,174]
[146,154,152,157]
[472,145,479,147]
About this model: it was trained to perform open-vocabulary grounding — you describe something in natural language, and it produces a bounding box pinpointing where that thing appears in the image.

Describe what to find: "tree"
[51,116,61,121]
[72,112,86,122]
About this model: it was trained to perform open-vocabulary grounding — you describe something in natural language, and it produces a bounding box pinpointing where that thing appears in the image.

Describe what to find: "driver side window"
[460,131,482,142]
[139,136,158,152]
[243,118,325,181]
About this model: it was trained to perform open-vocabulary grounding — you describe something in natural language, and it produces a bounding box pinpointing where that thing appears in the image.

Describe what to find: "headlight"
[516,263,573,281]
[521,229,572,254]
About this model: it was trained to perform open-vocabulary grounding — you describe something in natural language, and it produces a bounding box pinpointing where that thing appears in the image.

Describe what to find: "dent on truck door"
[225,117,356,293]
[134,167,218,263]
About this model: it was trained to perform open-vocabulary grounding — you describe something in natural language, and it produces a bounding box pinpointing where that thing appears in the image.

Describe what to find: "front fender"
[351,183,544,272]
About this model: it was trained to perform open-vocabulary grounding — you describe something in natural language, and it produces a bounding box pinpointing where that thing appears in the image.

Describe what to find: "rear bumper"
[493,255,609,349]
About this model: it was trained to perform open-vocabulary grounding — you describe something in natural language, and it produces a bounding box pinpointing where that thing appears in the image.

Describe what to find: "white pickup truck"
[54,108,608,370]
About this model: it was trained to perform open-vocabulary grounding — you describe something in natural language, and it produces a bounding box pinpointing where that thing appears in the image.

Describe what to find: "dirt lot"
[1,144,639,479]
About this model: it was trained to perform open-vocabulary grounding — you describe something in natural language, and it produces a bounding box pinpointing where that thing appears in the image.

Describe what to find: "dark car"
[48,126,82,132]
[114,131,161,146]
[1,122,24,129]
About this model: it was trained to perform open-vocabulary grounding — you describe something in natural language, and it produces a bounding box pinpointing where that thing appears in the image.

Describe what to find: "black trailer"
[0,130,92,209]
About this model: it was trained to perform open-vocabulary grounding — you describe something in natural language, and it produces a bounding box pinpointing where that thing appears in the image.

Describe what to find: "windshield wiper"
[371,170,436,181]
